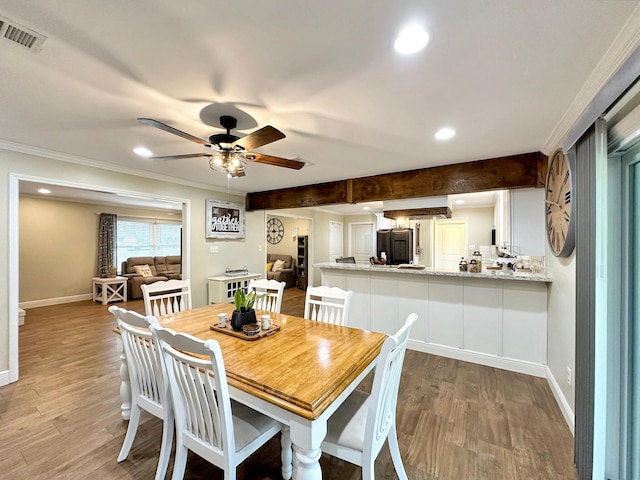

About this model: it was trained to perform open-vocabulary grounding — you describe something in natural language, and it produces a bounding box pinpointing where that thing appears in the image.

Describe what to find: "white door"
[433,219,467,269]
[349,222,375,263]
[328,221,343,261]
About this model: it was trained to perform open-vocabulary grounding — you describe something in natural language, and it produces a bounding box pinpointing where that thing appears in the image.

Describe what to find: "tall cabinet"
[297,235,309,290]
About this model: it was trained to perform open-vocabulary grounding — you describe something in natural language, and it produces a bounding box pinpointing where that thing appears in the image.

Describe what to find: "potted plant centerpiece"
[230,288,258,331]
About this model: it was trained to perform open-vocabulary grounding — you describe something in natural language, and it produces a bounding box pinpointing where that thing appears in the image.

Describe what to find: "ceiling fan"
[138,115,305,177]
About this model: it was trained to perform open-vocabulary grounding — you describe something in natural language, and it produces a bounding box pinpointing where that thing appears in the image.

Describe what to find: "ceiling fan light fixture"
[394,25,429,54]
[209,151,247,176]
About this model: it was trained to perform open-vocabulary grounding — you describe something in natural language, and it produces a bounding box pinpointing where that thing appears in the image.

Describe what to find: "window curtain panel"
[98,213,117,278]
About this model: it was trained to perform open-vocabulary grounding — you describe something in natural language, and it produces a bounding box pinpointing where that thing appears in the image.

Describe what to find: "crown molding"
[542,3,640,154]
[0,139,239,196]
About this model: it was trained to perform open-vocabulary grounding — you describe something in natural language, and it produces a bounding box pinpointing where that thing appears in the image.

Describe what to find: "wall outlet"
[258,244,262,252]
[209,245,219,253]
[566,366,572,387]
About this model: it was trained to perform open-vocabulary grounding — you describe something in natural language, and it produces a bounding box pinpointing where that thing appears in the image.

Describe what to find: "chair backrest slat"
[249,279,286,314]
[304,285,353,326]
[367,313,417,457]
[110,306,165,407]
[152,326,233,454]
[142,279,192,317]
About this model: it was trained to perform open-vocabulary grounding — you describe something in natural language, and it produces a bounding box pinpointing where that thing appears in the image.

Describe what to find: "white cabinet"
[207,273,261,304]
[318,264,549,377]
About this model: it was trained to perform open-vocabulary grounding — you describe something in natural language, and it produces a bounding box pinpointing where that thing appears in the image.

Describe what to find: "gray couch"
[121,255,182,299]
[267,253,296,289]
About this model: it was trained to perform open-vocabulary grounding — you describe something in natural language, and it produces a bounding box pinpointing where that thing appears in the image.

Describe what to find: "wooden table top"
[158,303,387,420]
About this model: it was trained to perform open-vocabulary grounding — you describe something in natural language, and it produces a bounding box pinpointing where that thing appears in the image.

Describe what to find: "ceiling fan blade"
[248,153,305,170]
[150,153,211,161]
[138,118,210,145]
[231,125,285,151]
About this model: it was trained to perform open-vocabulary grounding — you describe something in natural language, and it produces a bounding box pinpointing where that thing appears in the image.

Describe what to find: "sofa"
[121,255,182,299]
[266,253,296,289]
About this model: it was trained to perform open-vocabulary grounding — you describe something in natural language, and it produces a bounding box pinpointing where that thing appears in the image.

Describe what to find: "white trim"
[0,370,9,387]
[546,366,576,436]
[19,294,94,309]
[542,4,640,154]
[9,174,19,383]
[407,340,547,378]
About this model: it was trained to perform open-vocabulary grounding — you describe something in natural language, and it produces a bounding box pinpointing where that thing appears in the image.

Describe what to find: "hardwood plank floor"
[0,295,577,479]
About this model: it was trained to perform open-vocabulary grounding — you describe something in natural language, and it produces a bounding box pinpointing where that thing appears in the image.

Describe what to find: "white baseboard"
[407,340,547,377]
[0,370,10,387]
[545,366,575,435]
[19,293,93,309]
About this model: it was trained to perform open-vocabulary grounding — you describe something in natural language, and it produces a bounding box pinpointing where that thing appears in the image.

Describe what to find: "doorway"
[328,221,343,261]
[433,219,467,269]
[348,222,375,263]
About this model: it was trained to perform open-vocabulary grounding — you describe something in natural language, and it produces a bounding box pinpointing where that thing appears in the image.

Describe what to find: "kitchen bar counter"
[317,262,550,377]
[314,262,551,282]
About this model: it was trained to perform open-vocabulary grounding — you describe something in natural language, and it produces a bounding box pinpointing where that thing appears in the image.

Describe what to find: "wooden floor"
[0,291,578,479]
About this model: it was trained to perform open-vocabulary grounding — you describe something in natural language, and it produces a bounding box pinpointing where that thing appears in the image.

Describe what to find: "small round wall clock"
[545,149,575,257]
[266,218,284,244]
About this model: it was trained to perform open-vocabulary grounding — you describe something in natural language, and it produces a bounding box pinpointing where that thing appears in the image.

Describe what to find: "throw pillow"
[272,259,285,272]
[266,262,273,272]
[133,264,153,277]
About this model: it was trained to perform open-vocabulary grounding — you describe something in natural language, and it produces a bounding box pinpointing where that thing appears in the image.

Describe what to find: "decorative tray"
[210,323,280,341]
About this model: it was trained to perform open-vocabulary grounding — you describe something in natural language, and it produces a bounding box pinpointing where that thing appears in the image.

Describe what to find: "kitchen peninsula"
[317,262,551,376]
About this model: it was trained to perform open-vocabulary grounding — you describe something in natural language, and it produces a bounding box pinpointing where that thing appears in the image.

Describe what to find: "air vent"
[0,15,47,52]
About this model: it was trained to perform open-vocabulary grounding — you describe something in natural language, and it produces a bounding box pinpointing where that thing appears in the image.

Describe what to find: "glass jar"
[472,251,482,271]
[458,257,468,272]
[468,259,480,273]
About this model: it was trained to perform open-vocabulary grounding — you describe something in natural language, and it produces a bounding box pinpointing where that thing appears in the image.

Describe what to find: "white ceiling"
[1,1,639,210]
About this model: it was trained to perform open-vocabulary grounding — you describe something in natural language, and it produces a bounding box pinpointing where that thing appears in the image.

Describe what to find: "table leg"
[116,336,131,420]
[290,420,325,480]
[281,424,292,480]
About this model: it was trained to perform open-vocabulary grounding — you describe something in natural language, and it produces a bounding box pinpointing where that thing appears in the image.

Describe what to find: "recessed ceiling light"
[435,127,456,140]
[455,199,465,205]
[38,188,51,194]
[133,147,153,157]
[394,26,429,54]
[363,206,370,210]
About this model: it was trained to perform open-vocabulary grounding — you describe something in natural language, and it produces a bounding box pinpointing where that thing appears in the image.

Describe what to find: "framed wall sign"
[206,200,245,239]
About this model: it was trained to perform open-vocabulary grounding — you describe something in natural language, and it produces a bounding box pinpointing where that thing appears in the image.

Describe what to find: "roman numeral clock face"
[545,149,575,257]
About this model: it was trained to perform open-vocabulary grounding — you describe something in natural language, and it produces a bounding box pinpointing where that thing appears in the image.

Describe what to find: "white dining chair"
[150,324,291,480]
[109,305,173,480]
[248,278,286,313]
[303,285,353,326]
[320,313,417,480]
[141,279,192,317]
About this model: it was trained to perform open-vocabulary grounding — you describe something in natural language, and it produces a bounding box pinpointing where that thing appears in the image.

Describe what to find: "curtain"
[574,127,596,480]
[98,213,117,278]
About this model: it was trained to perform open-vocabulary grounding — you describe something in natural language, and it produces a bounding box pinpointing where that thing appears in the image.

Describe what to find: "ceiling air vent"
[0,15,47,52]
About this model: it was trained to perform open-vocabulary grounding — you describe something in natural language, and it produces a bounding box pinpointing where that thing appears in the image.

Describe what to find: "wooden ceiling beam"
[384,207,452,220]
[246,151,547,211]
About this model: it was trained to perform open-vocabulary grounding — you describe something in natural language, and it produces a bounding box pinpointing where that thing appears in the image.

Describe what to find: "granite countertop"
[314,262,551,283]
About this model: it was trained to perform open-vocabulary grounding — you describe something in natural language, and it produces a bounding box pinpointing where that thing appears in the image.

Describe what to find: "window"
[117,219,181,271]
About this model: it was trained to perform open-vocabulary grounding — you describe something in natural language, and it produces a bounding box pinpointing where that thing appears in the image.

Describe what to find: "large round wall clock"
[545,149,575,257]
[266,218,284,244]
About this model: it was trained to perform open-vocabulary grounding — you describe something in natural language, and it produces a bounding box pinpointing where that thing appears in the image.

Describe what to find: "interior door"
[349,222,375,263]
[328,221,343,262]
[433,219,467,269]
